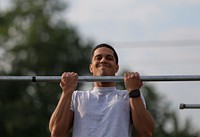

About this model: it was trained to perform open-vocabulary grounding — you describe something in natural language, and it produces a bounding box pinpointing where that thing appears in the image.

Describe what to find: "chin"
[99,72,114,76]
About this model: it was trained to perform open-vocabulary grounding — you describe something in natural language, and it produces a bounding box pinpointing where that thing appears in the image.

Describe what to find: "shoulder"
[117,89,145,97]
[73,90,91,94]
[72,90,91,98]
[116,90,146,102]
[117,89,129,93]
[116,89,129,96]
[113,89,129,100]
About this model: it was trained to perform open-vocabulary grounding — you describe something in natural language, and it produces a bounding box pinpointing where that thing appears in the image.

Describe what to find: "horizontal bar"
[179,103,200,109]
[0,75,200,82]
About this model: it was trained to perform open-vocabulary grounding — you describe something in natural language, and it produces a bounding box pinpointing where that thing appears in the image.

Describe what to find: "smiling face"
[90,47,119,76]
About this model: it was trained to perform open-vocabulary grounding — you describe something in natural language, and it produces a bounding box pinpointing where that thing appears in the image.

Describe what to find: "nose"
[100,57,107,63]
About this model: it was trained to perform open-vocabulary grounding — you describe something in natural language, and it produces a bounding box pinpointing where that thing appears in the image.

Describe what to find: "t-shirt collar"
[93,87,117,93]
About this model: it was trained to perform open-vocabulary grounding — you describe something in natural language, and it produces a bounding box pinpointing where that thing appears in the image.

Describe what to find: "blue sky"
[1,0,200,131]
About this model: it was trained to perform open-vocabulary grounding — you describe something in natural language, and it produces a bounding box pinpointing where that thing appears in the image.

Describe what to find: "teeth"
[97,64,110,68]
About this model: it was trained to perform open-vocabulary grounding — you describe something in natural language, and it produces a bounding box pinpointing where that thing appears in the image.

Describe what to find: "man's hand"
[124,72,143,92]
[60,72,78,96]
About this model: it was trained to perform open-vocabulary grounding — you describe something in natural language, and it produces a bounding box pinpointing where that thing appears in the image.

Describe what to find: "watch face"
[129,90,140,98]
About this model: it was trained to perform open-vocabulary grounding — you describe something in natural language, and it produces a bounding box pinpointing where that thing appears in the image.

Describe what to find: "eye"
[95,56,102,60]
[107,56,114,61]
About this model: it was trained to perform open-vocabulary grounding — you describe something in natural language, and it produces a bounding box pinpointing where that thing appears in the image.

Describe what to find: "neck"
[94,82,115,87]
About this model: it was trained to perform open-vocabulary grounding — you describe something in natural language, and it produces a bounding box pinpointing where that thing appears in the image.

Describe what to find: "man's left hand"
[124,72,143,92]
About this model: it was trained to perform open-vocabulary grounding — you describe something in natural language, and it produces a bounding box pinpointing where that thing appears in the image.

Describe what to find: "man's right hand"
[60,72,78,96]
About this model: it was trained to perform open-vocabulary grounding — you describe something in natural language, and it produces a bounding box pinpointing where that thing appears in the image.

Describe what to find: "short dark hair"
[91,43,119,64]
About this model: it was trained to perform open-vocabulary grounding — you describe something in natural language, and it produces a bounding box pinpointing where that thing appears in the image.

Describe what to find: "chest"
[75,92,130,118]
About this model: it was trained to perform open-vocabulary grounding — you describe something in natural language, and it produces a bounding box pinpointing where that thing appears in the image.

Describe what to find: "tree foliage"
[0,0,93,136]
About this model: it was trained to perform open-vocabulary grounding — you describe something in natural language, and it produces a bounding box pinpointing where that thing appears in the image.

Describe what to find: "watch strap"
[129,89,140,98]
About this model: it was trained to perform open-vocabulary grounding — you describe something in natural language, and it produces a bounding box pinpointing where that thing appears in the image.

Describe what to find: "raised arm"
[49,72,78,137]
[124,72,154,137]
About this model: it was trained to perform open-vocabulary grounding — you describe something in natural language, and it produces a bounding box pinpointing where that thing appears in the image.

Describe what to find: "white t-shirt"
[70,87,146,137]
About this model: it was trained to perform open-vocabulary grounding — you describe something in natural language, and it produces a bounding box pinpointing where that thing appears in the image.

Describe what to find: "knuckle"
[61,72,66,77]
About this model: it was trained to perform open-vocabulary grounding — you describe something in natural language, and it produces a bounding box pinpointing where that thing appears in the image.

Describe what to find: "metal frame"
[0,75,200,82]
[180,103,200,109]
[1,75,200,109]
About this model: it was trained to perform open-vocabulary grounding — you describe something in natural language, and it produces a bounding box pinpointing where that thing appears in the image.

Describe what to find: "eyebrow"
[94,54,114,58]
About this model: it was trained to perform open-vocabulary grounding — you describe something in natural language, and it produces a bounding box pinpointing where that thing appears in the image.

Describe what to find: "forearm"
[49,92,74,137]
[130,97,154,137]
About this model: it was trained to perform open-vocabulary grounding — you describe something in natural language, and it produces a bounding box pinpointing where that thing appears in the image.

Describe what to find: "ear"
[115,64,119,73]
[89,64,93,74]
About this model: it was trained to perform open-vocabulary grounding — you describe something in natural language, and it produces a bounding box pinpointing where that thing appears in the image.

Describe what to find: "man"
[49,44,154,137]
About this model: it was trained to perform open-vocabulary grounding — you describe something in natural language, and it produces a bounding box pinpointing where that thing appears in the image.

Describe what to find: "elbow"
[50,129,61,137]
[49,125,69,137]
[149,119,155,136]
[49,118,55,135]
[49,118,73,137]
[137,121,155,137]
[143,116,155,137]
[138,129,154,137]
[142,129,154,137]
[140,124,155,137]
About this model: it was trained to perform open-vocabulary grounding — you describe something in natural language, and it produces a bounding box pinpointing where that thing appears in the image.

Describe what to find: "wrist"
[129,89,140,98]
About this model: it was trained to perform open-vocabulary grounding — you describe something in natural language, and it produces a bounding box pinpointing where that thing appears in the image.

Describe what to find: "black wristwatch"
[129,89,140,98]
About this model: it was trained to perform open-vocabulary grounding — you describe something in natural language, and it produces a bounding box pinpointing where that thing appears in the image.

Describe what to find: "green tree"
[0,0,93,136]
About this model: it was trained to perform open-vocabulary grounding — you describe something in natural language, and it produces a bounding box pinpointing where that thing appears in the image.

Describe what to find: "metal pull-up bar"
[180,103,200,109]
[0,75,200,82]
